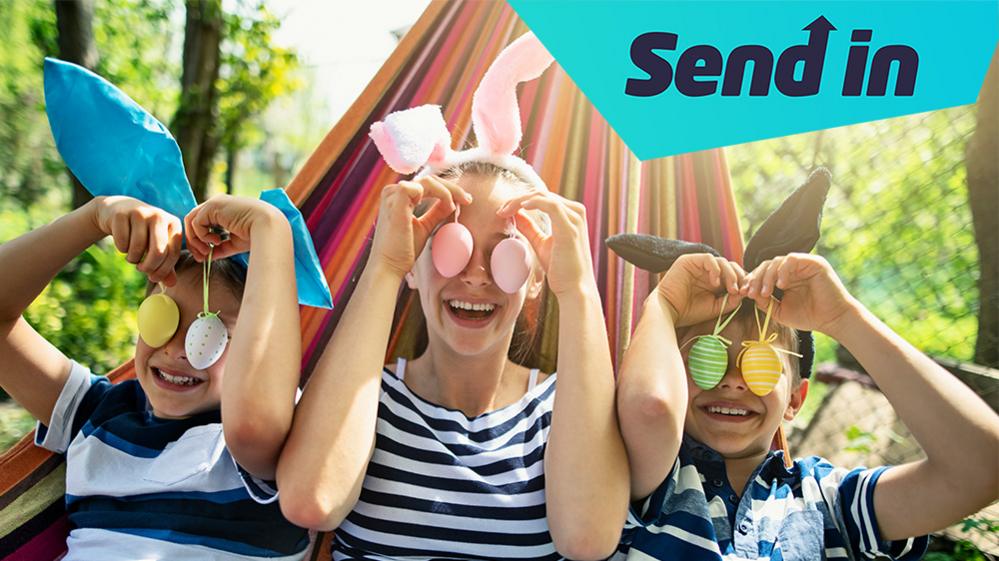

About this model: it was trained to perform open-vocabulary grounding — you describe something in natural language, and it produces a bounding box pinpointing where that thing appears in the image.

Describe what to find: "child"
[0,194,310,560]
[613,172,999,560]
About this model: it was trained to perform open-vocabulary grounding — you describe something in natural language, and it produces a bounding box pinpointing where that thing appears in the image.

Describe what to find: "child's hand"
[184,195,288,261]
[370,176,472,278]
[91,195,183,285]
[657,253,744,327]
[497,191,594,298]
[743,253,857,336]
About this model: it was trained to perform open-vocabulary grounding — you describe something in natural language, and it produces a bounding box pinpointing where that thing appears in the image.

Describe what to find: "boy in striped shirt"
[615,249,999,561]
[0,194,309,560]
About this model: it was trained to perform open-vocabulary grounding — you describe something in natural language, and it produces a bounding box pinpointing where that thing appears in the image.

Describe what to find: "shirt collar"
[682,435,796,482]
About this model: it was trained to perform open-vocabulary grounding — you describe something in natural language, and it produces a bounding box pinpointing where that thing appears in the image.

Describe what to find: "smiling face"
[408,172,544,359]
[681,315,808,460]
[134,267,242,419]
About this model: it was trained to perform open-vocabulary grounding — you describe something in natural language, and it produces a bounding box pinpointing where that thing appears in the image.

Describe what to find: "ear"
[784,379,809,421]
[405,271,417,290]
[526,265,545,300]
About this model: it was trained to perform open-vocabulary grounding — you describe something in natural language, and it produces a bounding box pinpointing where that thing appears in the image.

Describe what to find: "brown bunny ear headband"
[606,167,832,380]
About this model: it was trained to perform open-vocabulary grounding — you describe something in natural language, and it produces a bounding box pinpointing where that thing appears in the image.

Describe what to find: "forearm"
[222,215,299,478]
[617,291,687,500]
[545,286,629,559]
[830,300,999,533]
[0,200,104,321]
[275,261,402,530]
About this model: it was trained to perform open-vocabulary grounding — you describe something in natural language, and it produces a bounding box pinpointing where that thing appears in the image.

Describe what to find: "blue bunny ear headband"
[43,57,331,310]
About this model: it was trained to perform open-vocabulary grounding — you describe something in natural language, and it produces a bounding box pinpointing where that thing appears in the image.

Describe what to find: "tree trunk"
[171,0,222,202]
[224,146,237,195]
[966,53,999,367]
[54,0,98,209]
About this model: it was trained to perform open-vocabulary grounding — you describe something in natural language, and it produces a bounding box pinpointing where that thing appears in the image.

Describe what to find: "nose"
[159,320,189,362]
[458,246,492,289]
[717,364,748,392]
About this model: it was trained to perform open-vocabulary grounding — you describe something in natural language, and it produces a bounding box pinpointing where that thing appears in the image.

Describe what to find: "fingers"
[716,257,745,298]
[138,215,182,284]
[743,257,785,309]
[109,212,132,254]
[125,214,149,265]
[512,210,548,250]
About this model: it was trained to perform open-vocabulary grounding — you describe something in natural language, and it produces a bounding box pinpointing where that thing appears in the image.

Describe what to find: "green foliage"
[215,1,301,194]
[23,242,146,375]
[728,108,979,362]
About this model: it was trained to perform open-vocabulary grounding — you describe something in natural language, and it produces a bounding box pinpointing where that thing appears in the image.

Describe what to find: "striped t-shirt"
[617,438,929,561]
[36,361,309,560]
[332,358,561,560]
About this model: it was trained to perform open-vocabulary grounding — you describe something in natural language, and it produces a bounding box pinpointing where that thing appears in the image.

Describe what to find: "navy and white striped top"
[332,358,561,560]
[617,437,928,561]
[36,361,309,560]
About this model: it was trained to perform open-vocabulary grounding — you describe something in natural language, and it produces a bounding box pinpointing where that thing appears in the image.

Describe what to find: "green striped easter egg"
[688,336,729,390]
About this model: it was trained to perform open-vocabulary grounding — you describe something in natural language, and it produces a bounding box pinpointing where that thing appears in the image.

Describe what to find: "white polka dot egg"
[185,313,228,370]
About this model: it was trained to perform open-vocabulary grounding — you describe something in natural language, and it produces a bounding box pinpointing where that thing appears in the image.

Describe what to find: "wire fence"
[727,106,998,557]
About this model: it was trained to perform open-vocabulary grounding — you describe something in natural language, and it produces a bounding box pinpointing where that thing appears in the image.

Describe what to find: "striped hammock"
[0,2,743,559]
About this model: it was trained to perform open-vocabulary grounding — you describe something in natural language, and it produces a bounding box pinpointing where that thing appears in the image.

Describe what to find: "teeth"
[157,369,200,386]
[708,406,749,416]
[448,300,495,312]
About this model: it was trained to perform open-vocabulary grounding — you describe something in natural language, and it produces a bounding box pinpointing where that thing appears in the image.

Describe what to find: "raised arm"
[276,176,469,531]
[0,196,181,424]
[745,253,999,540]
[500,193,629,560]
[617,254,745,500]
[183,195,300,480]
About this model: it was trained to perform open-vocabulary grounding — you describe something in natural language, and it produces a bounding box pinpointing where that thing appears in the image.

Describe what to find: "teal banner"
[509,1,998,160]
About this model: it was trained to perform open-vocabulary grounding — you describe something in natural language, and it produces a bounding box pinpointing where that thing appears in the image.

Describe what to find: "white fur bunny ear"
[369,105,453,174]
[471,32,554,156]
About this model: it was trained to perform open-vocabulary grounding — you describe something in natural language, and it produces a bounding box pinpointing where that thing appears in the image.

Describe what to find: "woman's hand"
[90,195,183,285]
[743,253,857,336]
[657,253,745,327]
[370,176,472,279]
[183,194,289,261]
[497,190,594,298]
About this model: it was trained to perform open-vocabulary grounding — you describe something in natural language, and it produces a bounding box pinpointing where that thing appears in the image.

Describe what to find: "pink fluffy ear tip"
[369,121,419,174]
[432,223,473,278]
[491,238,531,294]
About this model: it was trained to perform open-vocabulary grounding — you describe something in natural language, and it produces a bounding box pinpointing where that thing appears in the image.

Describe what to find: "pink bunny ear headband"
[368,32,554,294]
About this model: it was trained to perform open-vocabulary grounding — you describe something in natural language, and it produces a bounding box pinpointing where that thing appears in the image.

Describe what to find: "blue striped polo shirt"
[35,361,309,560]
[617,438,929,561]
[332,358,561,560]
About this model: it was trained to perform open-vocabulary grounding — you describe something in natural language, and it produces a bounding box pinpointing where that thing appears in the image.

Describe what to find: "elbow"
[551,526,622,561]
[620,385,682,427]
[276,464,357,532]
[277,481,353,532]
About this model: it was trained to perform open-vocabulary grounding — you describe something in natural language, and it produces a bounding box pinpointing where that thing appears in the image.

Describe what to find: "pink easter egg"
[431,222,473,278]
[491,238,531,293]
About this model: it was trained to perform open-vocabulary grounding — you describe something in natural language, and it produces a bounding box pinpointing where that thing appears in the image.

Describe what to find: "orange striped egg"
[738,342,782,396]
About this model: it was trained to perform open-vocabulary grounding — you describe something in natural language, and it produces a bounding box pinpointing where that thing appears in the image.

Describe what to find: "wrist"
[646,290,679,325]
[553,280,601,306]
[79,197,109,240]
[822,296,866,340]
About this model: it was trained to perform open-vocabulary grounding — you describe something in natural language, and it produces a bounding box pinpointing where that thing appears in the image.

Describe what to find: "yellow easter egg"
[137,293,179,347]
[739,342,782,396]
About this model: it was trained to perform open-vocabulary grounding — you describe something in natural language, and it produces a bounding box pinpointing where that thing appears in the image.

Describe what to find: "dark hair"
[146,250,248,301]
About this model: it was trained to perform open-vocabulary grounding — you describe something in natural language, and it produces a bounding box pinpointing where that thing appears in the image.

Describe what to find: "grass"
[0,400,35,453]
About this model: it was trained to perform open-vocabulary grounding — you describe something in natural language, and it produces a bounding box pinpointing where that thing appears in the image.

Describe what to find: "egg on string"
[738,341,782,396]
[137,292,179,347]
[688,335,729,390]
[186,313,228,370]
[432,222,473,278]
[491,237,531,294]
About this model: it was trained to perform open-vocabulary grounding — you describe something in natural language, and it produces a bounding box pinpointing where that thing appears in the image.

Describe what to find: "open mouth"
[151,367,205,390]
[445,299,497,325]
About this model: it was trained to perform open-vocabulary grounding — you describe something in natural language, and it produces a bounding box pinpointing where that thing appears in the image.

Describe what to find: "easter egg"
[738,342,782,396]
[137,293,179,347]
[688,336,728,390]
[185,313,228,370]
[432,222,473,278]
[491,238,531,294]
